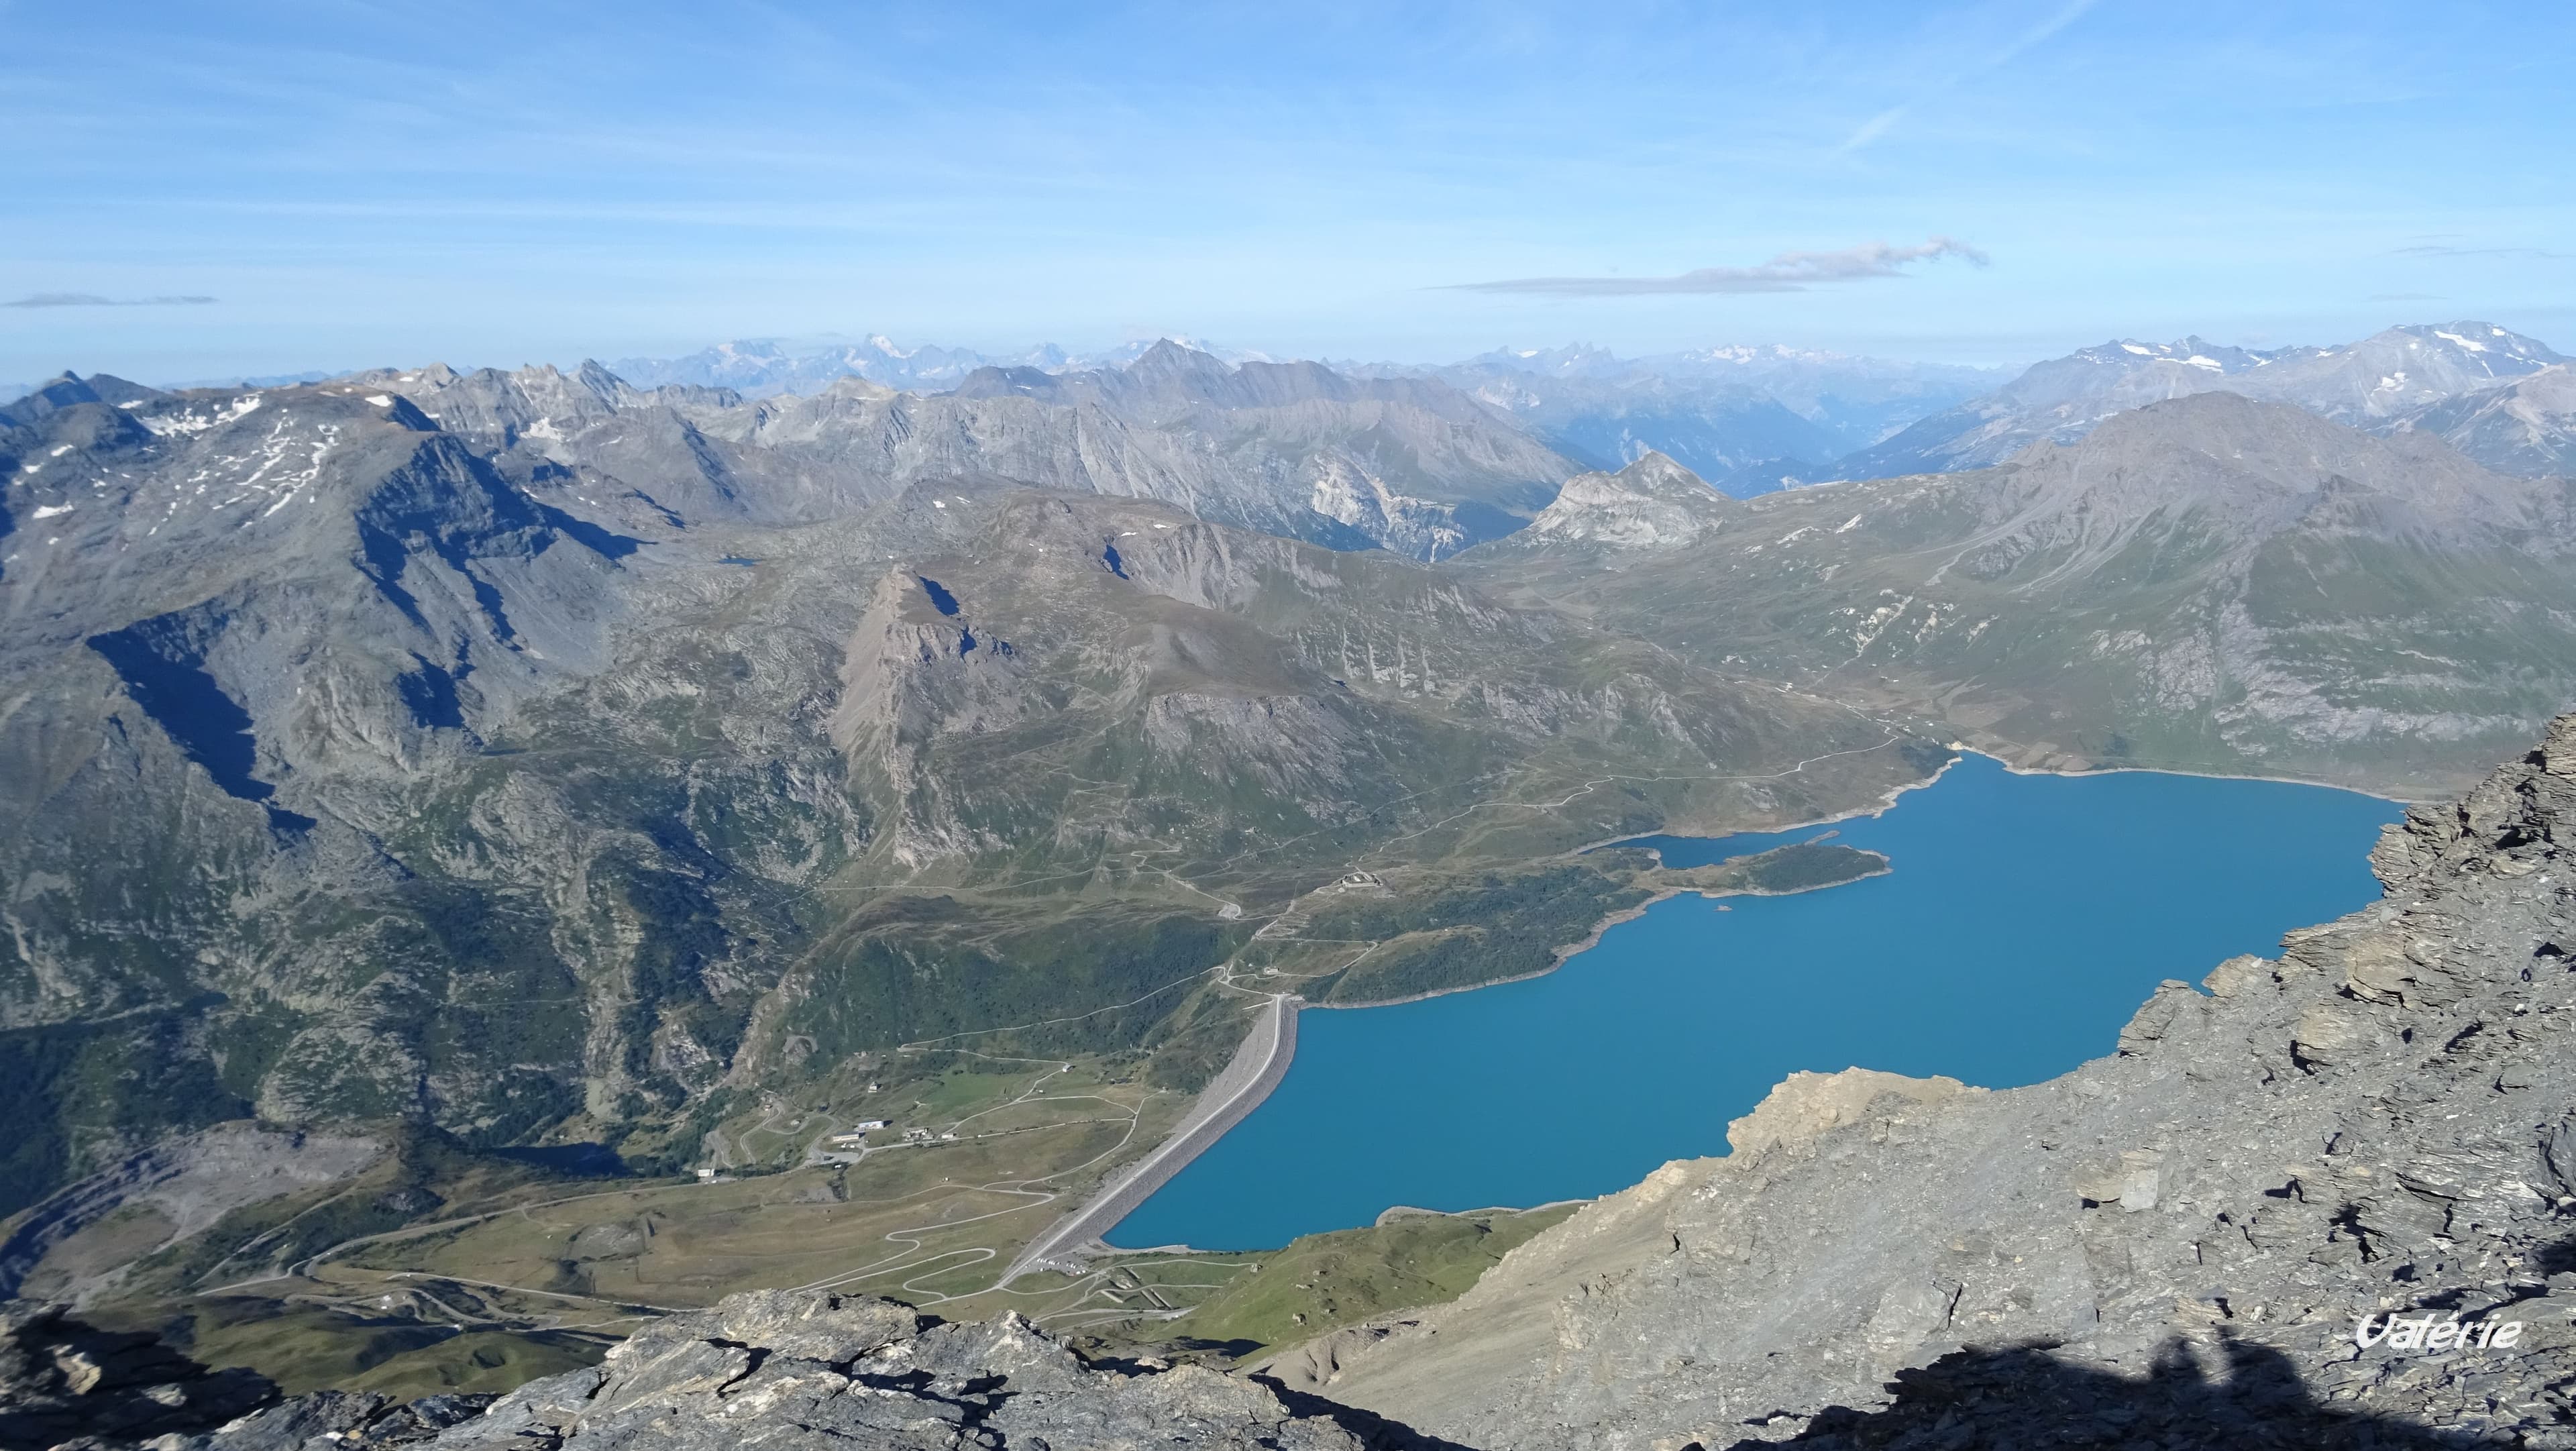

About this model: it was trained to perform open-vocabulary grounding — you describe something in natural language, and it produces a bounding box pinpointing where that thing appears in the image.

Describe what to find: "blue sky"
[3,1,2570,384]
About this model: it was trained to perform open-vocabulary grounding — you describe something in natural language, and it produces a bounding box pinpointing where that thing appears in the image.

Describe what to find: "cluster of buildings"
[696,1097,976,1181]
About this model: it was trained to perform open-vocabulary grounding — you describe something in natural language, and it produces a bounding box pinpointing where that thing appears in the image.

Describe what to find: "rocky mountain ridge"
[2397,364,2576,480]
[1513,451,1729,549]
[1459,390,2576,791]
[1840,321,2571,480]
[491,337,2004,504]
[347,341,1576,560]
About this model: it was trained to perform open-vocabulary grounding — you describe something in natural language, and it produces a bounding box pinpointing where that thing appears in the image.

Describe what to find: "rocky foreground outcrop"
[1299,715,2576,1448]
[0,1301,278,1450]
[49,1292,1439,1451]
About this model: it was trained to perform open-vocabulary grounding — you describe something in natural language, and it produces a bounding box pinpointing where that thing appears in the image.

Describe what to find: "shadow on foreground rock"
[1723,1336,2481,1451]
[0,1301,276,1451]
[1251,1379,1484,1451]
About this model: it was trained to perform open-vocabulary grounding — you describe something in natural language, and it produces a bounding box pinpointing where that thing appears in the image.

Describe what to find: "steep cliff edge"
[1301,714,2576,1449]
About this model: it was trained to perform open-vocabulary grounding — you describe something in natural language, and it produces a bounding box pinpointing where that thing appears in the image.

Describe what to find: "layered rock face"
[1303,715,2576,1448]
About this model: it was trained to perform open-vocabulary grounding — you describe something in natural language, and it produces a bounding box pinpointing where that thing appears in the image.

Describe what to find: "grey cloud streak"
[3,292,219,309]
[1449,237,1989,297]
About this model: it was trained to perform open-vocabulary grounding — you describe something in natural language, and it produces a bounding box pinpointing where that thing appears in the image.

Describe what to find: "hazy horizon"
[6,1,2572,383]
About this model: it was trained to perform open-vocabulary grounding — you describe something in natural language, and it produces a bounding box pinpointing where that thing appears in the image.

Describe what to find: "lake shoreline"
[1611,747,2409,870]
[1558,739,1962,863]
[1308,853,1893,1014]
[1094,852,1898,1252]
[1108,753,2402,1252]
[1980,749,2414,805]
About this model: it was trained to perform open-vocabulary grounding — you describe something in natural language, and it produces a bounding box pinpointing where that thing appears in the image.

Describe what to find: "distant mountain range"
[598,336,2006,498]
[1837,321,2571,481]
[346,341,1576,560]
[44,317,2564,505]
[1353,343,2003,496]
[588,320,2576,499]
[1465,389,2576,788]
[604,335,1276,396]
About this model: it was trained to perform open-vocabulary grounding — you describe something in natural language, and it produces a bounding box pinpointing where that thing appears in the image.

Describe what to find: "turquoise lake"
[1106,754,2402,1250]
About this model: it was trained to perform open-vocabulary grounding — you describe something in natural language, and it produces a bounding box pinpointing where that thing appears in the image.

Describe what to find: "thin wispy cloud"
[1837,106,1908,154]
[2389,244,2569,260]
[1449,238,1990,297]
[1990,0,2100,67]
[3,292,219,309]
[1838,0,2098,154]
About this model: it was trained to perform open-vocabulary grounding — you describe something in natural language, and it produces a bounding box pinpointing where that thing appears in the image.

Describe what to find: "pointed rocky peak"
[1519,449,1727,549]
[1,372,103,425]
[573,358,630,401]
[1,372,170,429]
[2277,321,2568,415]
[2383,320,2566,368]
[1124,337,1234,388]
[1606,449,1719,500]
